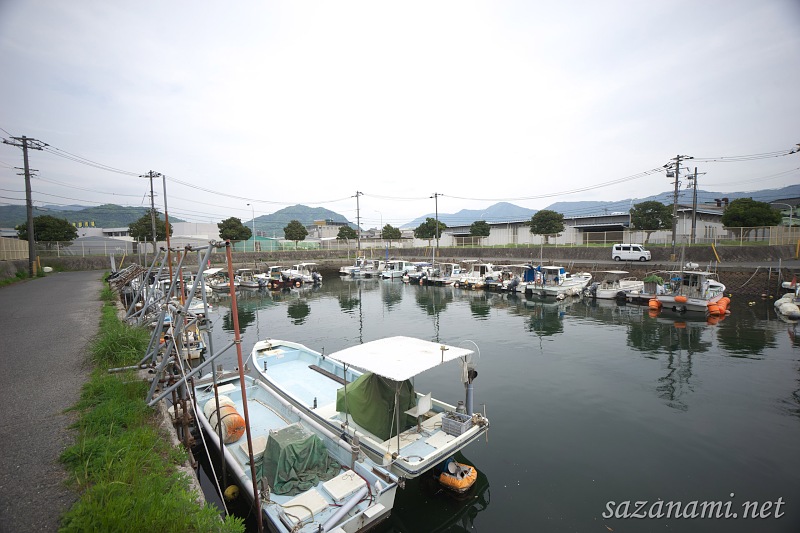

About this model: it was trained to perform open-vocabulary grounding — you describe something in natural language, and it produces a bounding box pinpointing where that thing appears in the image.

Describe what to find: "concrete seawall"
[8,244,798,297]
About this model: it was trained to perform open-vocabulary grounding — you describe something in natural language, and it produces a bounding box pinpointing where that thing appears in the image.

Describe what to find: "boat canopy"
[328,336,473,382]
[202,267,224,276]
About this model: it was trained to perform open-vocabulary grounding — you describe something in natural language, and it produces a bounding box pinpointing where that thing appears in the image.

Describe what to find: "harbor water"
[197,273,800,532]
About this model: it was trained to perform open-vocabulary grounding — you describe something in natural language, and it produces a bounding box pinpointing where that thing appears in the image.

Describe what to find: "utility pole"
[159,172,172,282]
[690,167,698,245]
[355,191,363,255]
[2,135,46,277]
[667,155,693,260]
[431,192,441,260]
[142,171,159,255]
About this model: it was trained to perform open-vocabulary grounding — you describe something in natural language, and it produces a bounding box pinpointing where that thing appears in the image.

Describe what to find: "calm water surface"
[198,273,800,533]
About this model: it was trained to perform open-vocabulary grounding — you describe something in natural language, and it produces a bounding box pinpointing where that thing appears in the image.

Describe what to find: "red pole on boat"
[225,241,264,533]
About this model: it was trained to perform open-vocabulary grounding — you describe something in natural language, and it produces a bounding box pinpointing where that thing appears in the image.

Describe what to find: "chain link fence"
[19,225,799,259]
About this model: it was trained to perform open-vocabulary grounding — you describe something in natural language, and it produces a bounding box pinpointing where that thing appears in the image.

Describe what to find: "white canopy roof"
[202,267,224,276]
[328,336,473,382]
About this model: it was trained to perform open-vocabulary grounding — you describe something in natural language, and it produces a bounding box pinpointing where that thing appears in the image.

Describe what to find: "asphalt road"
[0,271,102,533]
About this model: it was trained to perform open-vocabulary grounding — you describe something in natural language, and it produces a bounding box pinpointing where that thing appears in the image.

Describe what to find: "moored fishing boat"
[654,270,727,314]
[381,259,412,279]
[453,261,497,290]
[250,337,489,485]
[526,265,591,298]
[235,268,263,289]
[585,270,644,300]
[193,373,399,533]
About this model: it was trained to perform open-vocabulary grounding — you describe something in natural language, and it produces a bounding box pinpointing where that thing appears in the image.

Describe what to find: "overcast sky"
[1,1,798,228]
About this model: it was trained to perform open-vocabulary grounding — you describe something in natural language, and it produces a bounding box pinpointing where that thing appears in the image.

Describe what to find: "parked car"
[611,243,651,262]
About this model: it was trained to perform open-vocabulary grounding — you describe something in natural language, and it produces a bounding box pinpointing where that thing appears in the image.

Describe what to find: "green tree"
[382,224,402,246]
[721,198,783,239]
[15,215,78,246]
[527,210,564,244]
[217,217,252,241]
[629,201,673,244]
[284,219,308,249]
[413,217,447,245]
[470,220,490,237]
[128,209,172,252]
[336,225,357,242]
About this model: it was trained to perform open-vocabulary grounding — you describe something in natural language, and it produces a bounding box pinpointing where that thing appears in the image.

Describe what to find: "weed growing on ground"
[89,304,150,367]
[60,288,245,532]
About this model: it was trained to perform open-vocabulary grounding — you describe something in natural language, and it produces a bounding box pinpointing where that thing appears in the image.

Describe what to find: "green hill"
[252,205,352,237]
[0,204,184,229]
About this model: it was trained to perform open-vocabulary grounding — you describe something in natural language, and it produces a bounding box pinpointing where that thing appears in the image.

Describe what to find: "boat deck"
[264,358,341,407]
[194,378,396,532]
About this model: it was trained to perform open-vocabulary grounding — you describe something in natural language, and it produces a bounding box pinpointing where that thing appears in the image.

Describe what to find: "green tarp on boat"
[261,423,339,496]
[336,371,417,441]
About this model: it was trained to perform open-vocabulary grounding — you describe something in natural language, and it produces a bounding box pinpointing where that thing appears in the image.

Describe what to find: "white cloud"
[1,0,798,226]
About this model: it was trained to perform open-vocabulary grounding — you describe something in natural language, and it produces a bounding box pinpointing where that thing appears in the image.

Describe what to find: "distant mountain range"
[403,184,800,227]
[1,184,797,233]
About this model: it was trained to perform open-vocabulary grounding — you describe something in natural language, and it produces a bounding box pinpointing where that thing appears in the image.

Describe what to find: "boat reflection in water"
[384,453,490,533]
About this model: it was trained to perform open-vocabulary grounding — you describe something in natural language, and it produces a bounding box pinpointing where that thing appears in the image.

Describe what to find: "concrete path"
[0,271,102,533]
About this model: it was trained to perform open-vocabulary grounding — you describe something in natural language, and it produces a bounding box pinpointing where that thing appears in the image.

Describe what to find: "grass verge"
[59,294,244,532]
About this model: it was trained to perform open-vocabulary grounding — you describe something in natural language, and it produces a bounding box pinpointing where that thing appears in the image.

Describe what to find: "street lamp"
[247,203,256,252]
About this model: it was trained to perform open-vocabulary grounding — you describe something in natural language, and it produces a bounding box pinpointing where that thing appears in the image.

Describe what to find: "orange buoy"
[708,304,721,316]
[675,295,688,303]
[648,298,661,309]
[204,397,246,443]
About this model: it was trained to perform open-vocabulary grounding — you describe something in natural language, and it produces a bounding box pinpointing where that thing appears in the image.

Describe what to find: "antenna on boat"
[459,341,481,415]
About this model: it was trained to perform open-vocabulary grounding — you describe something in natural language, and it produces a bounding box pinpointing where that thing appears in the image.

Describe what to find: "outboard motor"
[508,277,520,292]
[312,271,322,284]
[586,282,599,298]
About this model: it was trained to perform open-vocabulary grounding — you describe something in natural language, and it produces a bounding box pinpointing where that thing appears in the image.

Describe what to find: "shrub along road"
[0,271,101,532]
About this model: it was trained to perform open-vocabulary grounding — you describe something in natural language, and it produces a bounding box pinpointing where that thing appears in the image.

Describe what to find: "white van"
[611,243,651,262]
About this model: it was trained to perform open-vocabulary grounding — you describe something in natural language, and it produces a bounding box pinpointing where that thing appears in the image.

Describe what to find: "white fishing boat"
[340,257,368,277]
[404,262,433,284]
[381,259,413,279]
[453,261,497,290]
[655,270,727,313]
[425,263,465,286]
[208,271,239,291]
[250,337,489,484]
[284,263,323,284]
[526,266,592,298]
[351,259,385,278]
[236,268,263,289]
[585,270,644,300]
[193,373,399,533]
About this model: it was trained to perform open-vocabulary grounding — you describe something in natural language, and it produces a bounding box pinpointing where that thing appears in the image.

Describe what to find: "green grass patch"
[89,304,150,367]
[59,289,245,532]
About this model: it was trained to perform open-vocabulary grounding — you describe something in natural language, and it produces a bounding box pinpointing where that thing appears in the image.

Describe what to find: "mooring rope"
[735,266,761,289]
[173,351,231,516]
